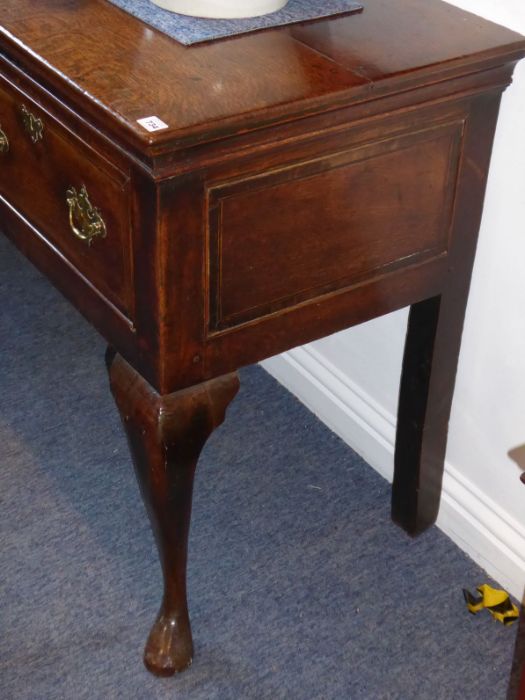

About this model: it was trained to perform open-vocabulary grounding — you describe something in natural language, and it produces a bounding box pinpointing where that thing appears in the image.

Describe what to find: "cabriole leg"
[107,351,239,676]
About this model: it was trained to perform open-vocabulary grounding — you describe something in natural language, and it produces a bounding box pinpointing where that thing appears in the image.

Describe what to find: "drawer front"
[0,76,132,315]
[207,120,463,332]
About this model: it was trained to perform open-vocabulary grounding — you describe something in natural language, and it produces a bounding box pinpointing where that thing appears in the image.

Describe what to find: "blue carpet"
[0,232,522,699]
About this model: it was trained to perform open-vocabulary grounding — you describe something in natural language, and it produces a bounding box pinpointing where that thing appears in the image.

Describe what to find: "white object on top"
[150,0,289,19]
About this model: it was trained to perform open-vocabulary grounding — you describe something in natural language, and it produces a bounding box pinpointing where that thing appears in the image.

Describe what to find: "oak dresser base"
[1,0,524,677]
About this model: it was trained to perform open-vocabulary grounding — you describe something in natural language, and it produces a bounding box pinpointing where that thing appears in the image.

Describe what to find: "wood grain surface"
[0,0,523,153]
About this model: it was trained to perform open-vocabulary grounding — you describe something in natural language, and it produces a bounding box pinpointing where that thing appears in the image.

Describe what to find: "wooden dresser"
[1,0,524,677]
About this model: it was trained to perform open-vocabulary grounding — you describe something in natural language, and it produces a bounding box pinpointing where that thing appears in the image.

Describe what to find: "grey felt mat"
[107,0,363,45]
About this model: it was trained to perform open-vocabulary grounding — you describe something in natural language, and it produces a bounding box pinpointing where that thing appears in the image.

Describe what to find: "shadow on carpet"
[0,235,522,699]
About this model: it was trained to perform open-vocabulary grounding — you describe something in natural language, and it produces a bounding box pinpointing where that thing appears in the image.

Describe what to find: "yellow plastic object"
[463,584,519,626]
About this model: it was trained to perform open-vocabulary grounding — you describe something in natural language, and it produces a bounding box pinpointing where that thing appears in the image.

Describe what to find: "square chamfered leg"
[391,93,505,535]
[106,350,239,676]
[392,291,469,534]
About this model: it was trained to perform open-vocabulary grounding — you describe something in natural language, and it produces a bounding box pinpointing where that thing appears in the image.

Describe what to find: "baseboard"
[262,346,525,600]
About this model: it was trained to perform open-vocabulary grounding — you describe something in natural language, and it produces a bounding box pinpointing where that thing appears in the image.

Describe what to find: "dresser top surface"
[0,0,524,153]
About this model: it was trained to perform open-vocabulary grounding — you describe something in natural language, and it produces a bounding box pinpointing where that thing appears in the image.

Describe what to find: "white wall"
[263,0,525,598]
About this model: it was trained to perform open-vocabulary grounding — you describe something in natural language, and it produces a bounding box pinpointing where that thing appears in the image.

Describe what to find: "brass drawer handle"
[66,185,107,246]
[0,123,8,153]
[20,104,44,143]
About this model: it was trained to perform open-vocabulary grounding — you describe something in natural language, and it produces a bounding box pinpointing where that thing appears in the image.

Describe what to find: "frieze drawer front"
[0,75,132,316]
[208,121,464,332]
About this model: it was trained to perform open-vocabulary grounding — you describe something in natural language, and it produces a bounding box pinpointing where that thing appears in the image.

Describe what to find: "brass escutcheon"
[0,123,8,153]
[66,185,107,246]
[20,104,44,144]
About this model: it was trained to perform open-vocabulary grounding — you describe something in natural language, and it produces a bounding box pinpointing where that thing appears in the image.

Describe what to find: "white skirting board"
[262,346,525,600]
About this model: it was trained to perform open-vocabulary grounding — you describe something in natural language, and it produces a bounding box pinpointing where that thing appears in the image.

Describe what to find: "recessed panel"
[208,122,463,332]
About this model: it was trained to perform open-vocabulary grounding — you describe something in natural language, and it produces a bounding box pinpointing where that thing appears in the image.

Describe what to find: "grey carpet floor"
[0,233,523,699]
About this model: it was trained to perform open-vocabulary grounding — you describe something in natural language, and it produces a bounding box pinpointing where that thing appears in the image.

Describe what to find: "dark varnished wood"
[1,0,524,678]
[0,0,523,156]
[0,72,133,315]
[289,0,525,83]
[392,90,505,533]
[107,350,239,676]
[208,121,461,330]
